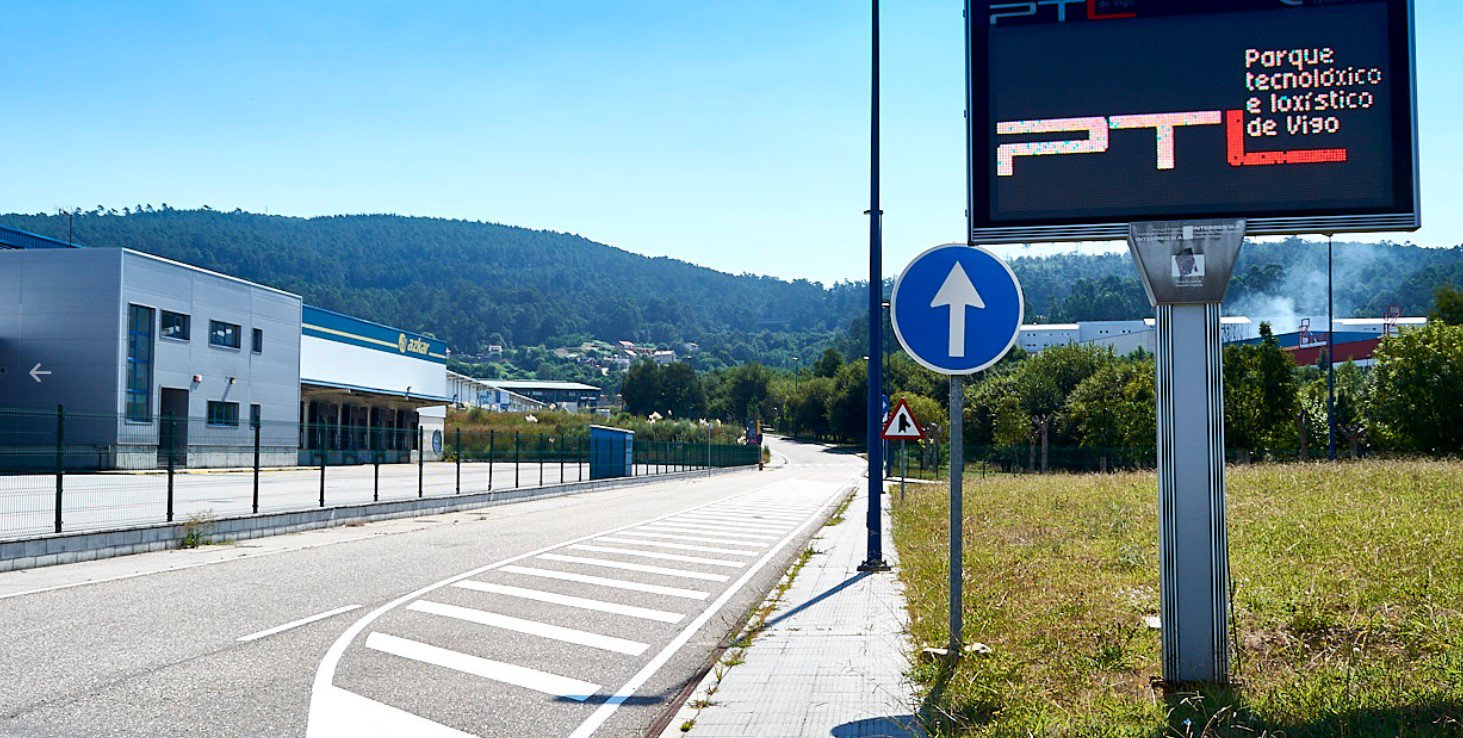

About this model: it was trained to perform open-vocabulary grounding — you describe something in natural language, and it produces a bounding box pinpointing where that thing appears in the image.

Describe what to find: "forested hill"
[2,208,1458,360]
[0,208,865,353]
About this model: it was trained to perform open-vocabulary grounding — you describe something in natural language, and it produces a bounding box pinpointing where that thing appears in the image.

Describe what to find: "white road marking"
[537,553,730,582]
[594,537,759,556]
[569,544,745,568]
[612,531,765,548]
[663,516,789,531]
[704,506,817,516]
[637,523,778,540]
[451,581,684,623]
[365,632,600,700]
[306,477,820,737]
[499,565,710,600]
[238,605,362,642]
[407,601,649,656]
[565,484,850,738]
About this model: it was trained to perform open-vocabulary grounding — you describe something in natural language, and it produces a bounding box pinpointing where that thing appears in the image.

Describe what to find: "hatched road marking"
[306,477,853,738]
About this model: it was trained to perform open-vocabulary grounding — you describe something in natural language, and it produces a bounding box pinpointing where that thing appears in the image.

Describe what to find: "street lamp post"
[859,0,889,573]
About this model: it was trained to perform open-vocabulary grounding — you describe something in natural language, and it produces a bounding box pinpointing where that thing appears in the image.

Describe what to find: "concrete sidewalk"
[662,482,921,738]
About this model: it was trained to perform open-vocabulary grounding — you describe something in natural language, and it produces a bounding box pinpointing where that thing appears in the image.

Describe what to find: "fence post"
[165,413,176,523]
[318,423,326,508]
[418,426,425,498]
[373,449,380,503]
[54,404,65,534]
[514,431,521,489]
[579,435,584,482]
[455,428,462,495]
[538,433,545,486]
[559,433,565,485]
[488,430,495,491]
[252,417,261,514]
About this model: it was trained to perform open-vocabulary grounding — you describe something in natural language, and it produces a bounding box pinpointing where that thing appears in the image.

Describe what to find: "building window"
[161,311,190,341]
[250,404,261,429]
[125,305,154,422]
[209,320,241,349]
[252,328,263,353]
[208,401,240,427]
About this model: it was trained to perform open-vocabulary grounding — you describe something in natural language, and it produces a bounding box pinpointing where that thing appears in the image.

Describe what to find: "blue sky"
[2,1,1458,284]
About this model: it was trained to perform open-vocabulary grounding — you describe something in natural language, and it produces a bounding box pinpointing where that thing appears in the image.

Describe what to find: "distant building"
[445,370,548,413]
[652,350,677,365]
[484,380,602,412]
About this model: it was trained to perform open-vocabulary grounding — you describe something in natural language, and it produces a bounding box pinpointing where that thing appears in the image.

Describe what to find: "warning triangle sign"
[880,399,925,441]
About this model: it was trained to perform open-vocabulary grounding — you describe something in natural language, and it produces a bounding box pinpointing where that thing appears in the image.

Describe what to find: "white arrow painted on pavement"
[30,363,51,383]
[929,262,984,358]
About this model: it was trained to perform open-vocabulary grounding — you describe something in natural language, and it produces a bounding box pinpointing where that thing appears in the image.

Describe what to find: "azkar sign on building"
[969,0,1419,243]
[398,333,433,357]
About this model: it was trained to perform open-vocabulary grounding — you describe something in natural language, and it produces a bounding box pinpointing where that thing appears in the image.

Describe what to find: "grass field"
[890,460,1463,737]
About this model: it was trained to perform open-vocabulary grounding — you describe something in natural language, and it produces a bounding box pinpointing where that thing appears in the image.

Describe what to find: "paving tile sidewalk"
[662,482,921,738]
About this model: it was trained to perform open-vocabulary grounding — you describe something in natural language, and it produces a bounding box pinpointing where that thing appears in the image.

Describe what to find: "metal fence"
[0,405,760,540]
[884,439,1338,480]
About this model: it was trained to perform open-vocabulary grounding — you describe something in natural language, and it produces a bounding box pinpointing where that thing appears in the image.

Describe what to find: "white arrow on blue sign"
[890,244,1024,375]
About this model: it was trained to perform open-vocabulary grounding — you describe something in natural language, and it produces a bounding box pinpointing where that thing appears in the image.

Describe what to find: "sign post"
[891,243,1023,655]
[882,399,926,502]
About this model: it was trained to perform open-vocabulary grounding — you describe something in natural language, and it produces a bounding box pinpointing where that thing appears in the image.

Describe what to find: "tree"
[620,360,664,416]
[812,347,844,378]
[660,362,707,419]
[827,361,868,442]
[1063,358,1156,468]
[1431,283,1463,326]
[714,363,776,423]
[1222,323,1299,456]
[790,377,835,439]
[1366,321,1463,454]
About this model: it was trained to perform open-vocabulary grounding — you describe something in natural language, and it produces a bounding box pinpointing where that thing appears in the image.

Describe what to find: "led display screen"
[970,0,1418,243]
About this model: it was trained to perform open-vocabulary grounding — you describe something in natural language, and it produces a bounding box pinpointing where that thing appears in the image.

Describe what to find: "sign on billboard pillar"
[1128,219,1245,685]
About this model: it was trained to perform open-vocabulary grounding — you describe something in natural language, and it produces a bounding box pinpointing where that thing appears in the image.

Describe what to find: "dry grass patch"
[891,459,1463,737]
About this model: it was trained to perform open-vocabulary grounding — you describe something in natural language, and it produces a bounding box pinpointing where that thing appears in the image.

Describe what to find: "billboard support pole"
[1327,234,1337,462]
[860,0,889,573]
[948,375,964,653]
[1129,220,1244,686]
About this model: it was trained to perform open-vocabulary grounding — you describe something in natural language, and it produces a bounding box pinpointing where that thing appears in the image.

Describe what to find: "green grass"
[891,459,1463,737]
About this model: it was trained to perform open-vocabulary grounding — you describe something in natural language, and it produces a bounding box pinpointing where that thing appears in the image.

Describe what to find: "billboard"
[969,0,1418,243]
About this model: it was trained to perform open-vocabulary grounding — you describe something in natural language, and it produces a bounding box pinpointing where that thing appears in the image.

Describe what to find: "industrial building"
[0,247,303,468]
[446,370,548,413]
[298,306,451,464]
[0,226,454,469]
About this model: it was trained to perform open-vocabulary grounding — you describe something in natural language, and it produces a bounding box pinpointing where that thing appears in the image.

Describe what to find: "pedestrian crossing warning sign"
[880,399,925,441]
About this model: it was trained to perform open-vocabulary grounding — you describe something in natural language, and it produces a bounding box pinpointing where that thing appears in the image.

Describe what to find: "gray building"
[0,248,302,469]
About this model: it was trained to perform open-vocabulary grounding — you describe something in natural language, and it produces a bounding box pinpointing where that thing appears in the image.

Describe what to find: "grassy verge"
[891,459,1463,737]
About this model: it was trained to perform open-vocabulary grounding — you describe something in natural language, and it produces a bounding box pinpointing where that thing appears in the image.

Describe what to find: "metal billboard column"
[1129,219,1244,685]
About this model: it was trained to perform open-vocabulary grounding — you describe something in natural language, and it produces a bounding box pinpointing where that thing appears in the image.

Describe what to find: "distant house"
[652,350,677,365]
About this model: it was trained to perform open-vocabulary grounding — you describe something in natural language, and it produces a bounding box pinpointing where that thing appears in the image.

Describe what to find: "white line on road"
[451,581,685,623]
[637,524,778,540]
[612,531,765,548]
[238,605,362,642]
[499,565,709,600]
[662,516,789,531]
[594,537,759,556]
[407,601,649,655]
[365,632,600,701]
[537,553,730,582]
[568,544,745,568]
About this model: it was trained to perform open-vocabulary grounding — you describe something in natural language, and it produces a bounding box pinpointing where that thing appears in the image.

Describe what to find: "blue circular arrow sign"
[890,244,1024,375]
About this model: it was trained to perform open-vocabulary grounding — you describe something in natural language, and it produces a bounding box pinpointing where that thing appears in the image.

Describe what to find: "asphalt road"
[0,436,863,737]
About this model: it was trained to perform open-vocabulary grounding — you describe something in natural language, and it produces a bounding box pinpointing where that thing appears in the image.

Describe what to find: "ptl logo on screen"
[995,109,1349,176]
[989,0,1136,24]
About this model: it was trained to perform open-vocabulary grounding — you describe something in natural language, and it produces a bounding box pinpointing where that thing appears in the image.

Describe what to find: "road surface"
[0,436,862,737]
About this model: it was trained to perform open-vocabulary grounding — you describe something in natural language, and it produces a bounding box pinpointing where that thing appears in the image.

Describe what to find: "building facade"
[0,248,302,469]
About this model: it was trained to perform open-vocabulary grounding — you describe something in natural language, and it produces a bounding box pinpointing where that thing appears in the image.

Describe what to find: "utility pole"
[860,0,889,573]
[1327,235,1337,462]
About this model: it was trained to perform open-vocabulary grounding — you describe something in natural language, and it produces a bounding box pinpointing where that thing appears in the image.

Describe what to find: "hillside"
[3,209,1459,369]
